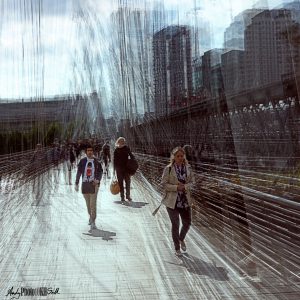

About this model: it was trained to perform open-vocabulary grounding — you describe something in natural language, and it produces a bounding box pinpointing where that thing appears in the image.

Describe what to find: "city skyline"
[0,0,295,103]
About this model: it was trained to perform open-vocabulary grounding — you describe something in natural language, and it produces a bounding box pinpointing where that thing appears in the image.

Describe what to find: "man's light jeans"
[83,185,99,222]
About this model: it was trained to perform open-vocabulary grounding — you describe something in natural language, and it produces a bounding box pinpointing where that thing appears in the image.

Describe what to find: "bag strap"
[127,147,135,159]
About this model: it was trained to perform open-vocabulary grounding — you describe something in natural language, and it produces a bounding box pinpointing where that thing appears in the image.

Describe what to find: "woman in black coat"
[113,137,134,202]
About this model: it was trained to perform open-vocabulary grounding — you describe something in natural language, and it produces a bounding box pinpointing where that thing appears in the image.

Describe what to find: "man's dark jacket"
[75,157,103,185]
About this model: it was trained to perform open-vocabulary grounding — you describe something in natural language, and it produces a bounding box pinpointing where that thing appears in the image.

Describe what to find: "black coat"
[113,146,134,171]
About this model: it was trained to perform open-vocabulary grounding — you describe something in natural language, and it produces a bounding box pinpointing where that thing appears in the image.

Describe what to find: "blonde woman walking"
[161,147,195,256]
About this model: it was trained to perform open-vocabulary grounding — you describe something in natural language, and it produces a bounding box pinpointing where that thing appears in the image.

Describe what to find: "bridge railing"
[0,147,65,186]
[135,152,299,281]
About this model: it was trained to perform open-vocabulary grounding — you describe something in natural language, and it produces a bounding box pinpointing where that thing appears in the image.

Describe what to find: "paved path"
[0,168,299,299]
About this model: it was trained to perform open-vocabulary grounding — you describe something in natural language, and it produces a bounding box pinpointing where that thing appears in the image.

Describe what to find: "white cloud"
[0,0,289,98]
[0,4,79,98]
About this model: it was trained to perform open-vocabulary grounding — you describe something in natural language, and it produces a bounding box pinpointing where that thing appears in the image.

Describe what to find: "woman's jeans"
[167,206,192,251]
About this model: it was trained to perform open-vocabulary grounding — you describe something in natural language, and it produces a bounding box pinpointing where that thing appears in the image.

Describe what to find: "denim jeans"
[167,206,192,250]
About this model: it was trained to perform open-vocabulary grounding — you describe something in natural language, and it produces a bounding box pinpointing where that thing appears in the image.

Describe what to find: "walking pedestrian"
[161,147,195,256]
[101,140,111,178]
[75,144,103,230]
[113,137,134,203]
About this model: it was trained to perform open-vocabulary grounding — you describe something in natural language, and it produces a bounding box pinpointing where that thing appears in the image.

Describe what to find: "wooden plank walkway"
[0,168,299,299]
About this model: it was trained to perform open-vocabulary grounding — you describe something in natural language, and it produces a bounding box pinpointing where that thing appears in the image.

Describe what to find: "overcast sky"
[0,0,288,99]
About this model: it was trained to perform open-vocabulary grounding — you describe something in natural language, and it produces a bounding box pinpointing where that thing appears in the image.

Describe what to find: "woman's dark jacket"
[113,146,134,171]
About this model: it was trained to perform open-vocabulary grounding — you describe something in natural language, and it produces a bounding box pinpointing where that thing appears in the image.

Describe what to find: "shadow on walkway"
[83,229,117,241]
[114,201,149,208]
[167,253,229,281]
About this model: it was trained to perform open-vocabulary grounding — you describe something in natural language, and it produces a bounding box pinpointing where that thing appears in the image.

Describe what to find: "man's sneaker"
[126,197,132,202]
[180,240,186,252]
[90,222,97,230]
[175,250,183,257]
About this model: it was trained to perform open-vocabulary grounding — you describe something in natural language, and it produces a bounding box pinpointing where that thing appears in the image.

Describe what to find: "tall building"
[153,25,192,117]
[244,9,300,89]
[149,6,180,112]
[109,4,180,120]
[221,50,245,95]
[192,57,203,96]
[224,9,264,50]
[186,5,212,96]
[110,7,153,120]
[202,49,226,98]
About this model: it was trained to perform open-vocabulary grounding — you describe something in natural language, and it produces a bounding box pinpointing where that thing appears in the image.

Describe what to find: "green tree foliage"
[0,122,67,155]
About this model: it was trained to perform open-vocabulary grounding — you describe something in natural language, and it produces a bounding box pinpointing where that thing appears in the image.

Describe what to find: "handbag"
[126,156,138,175]
[110,177,120,195]
[82,182,95,194]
